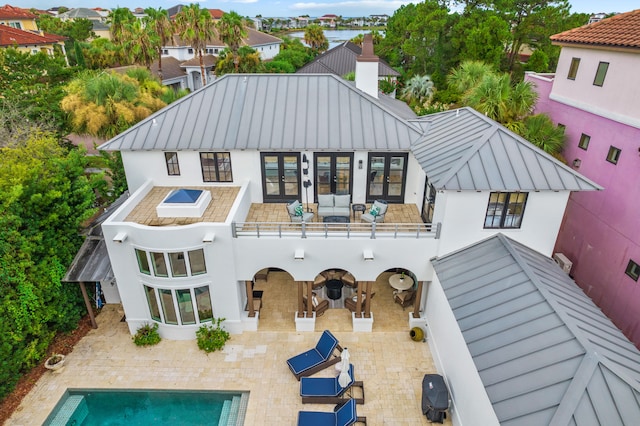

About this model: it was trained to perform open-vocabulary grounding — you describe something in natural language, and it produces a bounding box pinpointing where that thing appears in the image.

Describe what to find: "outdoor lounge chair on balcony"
[287,330,343,380]
[297,398,366,426]
[300,364,365,404]
[287,200,314,222]
[361,200,388,223]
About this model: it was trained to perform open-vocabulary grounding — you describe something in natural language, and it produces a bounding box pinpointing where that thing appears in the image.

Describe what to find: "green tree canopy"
[0,131,99,400]
[61,69,168,138]
[303,24,328,53]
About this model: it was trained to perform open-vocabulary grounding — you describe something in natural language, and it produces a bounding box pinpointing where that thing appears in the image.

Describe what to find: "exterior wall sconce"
[358,159,363,169]
[113,232,128,243]
[202,233,215,243]
[572,158,581,168]
[294,249,305,261]
[363,249,374,261]
[302,154,309,175]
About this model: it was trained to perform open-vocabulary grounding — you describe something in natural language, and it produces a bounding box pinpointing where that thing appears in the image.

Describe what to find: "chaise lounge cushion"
[287,330,341,380]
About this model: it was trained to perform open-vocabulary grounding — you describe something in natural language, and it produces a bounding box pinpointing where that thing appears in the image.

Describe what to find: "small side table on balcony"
[352,203,366,220]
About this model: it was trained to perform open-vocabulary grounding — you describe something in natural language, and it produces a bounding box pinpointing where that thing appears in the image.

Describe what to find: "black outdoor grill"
[421,374,449,423]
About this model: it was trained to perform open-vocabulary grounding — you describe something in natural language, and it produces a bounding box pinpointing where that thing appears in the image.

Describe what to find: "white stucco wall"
[121,150,423,206]
[254,43,281,60]
[434,190,569,257]
[551,46,640,129]
[426,277,499,426]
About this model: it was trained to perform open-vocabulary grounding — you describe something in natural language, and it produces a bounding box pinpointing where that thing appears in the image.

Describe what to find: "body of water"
[288,29,383,49]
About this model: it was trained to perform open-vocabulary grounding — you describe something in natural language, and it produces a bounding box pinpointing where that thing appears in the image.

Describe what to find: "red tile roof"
[0,24,65,46]
[0,4,37,20]
[209,9,224,19]
[551,9,640,49]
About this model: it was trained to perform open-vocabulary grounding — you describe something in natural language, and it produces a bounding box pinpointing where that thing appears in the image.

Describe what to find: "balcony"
[234,202,437,239]
[121,185,437,240]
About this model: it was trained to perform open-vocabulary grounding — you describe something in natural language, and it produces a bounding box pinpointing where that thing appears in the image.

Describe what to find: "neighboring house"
[162,27,282,63]
[0,23,67,58]
[0,4,39,31]
[297,40,400,95]
[318,14,339,27]
[525,9,640,348]
[57,7,109,40]
[57,7,104,23]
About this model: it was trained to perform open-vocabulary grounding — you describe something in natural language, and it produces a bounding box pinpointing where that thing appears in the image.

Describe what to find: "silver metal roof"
[410,108,602,191]
[297,41,400,77]
[432,234,640,425]
[99,74,422,152]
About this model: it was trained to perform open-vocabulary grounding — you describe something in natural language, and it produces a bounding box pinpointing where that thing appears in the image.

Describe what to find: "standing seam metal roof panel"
[431,234,640,425]
[411,108,602,191]
[98,74,422,152]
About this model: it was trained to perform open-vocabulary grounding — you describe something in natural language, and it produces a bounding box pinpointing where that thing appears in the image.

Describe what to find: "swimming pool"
[43,389,248,425]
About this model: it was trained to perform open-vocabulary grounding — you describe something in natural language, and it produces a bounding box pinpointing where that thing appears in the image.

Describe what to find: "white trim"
[549,92,640,129]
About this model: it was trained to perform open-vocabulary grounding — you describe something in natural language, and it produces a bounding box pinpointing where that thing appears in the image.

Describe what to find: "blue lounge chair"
[300,364,365,404]
[297,398,366,426]
[287,330,342,380]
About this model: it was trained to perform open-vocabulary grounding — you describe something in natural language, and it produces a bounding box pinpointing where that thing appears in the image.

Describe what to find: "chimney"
[355,34,379,98]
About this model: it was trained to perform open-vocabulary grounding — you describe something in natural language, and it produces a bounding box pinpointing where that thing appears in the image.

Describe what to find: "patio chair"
[300,364,365,404]
[344,293,375,313]
[394,289,415,310]
[287,200,314,223]
[303,293,330,317]
[361,200,388,223]
[297,398,366,426]
[287,330,343,380]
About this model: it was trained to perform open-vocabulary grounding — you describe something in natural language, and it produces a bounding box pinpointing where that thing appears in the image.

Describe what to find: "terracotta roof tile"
[550,9,640,49]
[0,4,37,20]
[0,25,65,46]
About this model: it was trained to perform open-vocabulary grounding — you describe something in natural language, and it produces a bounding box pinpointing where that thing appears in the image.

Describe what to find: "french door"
[314,153,353,198]
[366,153,407,203]
[261,153,301,202]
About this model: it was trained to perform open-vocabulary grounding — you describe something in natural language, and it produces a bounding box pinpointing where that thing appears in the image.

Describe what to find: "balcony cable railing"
[232,221,438,239]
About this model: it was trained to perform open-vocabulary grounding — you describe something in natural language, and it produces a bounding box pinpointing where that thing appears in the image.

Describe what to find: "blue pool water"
[43,389,247,425]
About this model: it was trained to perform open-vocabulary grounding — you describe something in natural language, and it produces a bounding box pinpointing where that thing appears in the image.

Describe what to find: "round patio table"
[326,279,344,300]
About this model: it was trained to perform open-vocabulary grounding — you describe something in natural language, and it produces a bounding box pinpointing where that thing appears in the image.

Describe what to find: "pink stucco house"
[526,9,640,348]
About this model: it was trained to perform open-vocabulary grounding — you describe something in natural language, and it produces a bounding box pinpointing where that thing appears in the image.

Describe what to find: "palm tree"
[304,24,328,53]
[401,75,435,104]
[128,18,157,69]
[217,11,247,73]
[522,114,566,158]
[144,7,173,79]
[175,4,215,87]
[465,74,538,133]
[108,7,135,46]
[447,60,495,94]
[61,69,167,138]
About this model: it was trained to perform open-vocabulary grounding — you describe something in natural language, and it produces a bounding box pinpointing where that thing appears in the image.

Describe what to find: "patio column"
[79,282,98,329]
[246,280,255,318]
[306,281,313,317]
[412,281,423,318]
[354,281,363,318]
[297,281,304,318]
[363,281,373,318]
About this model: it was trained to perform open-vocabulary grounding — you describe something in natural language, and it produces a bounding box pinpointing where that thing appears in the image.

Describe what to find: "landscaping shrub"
[196,318,230,353]
[133,323,161,346]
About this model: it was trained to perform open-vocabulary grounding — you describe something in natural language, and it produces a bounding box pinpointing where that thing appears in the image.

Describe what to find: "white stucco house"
[87,35,640,424]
